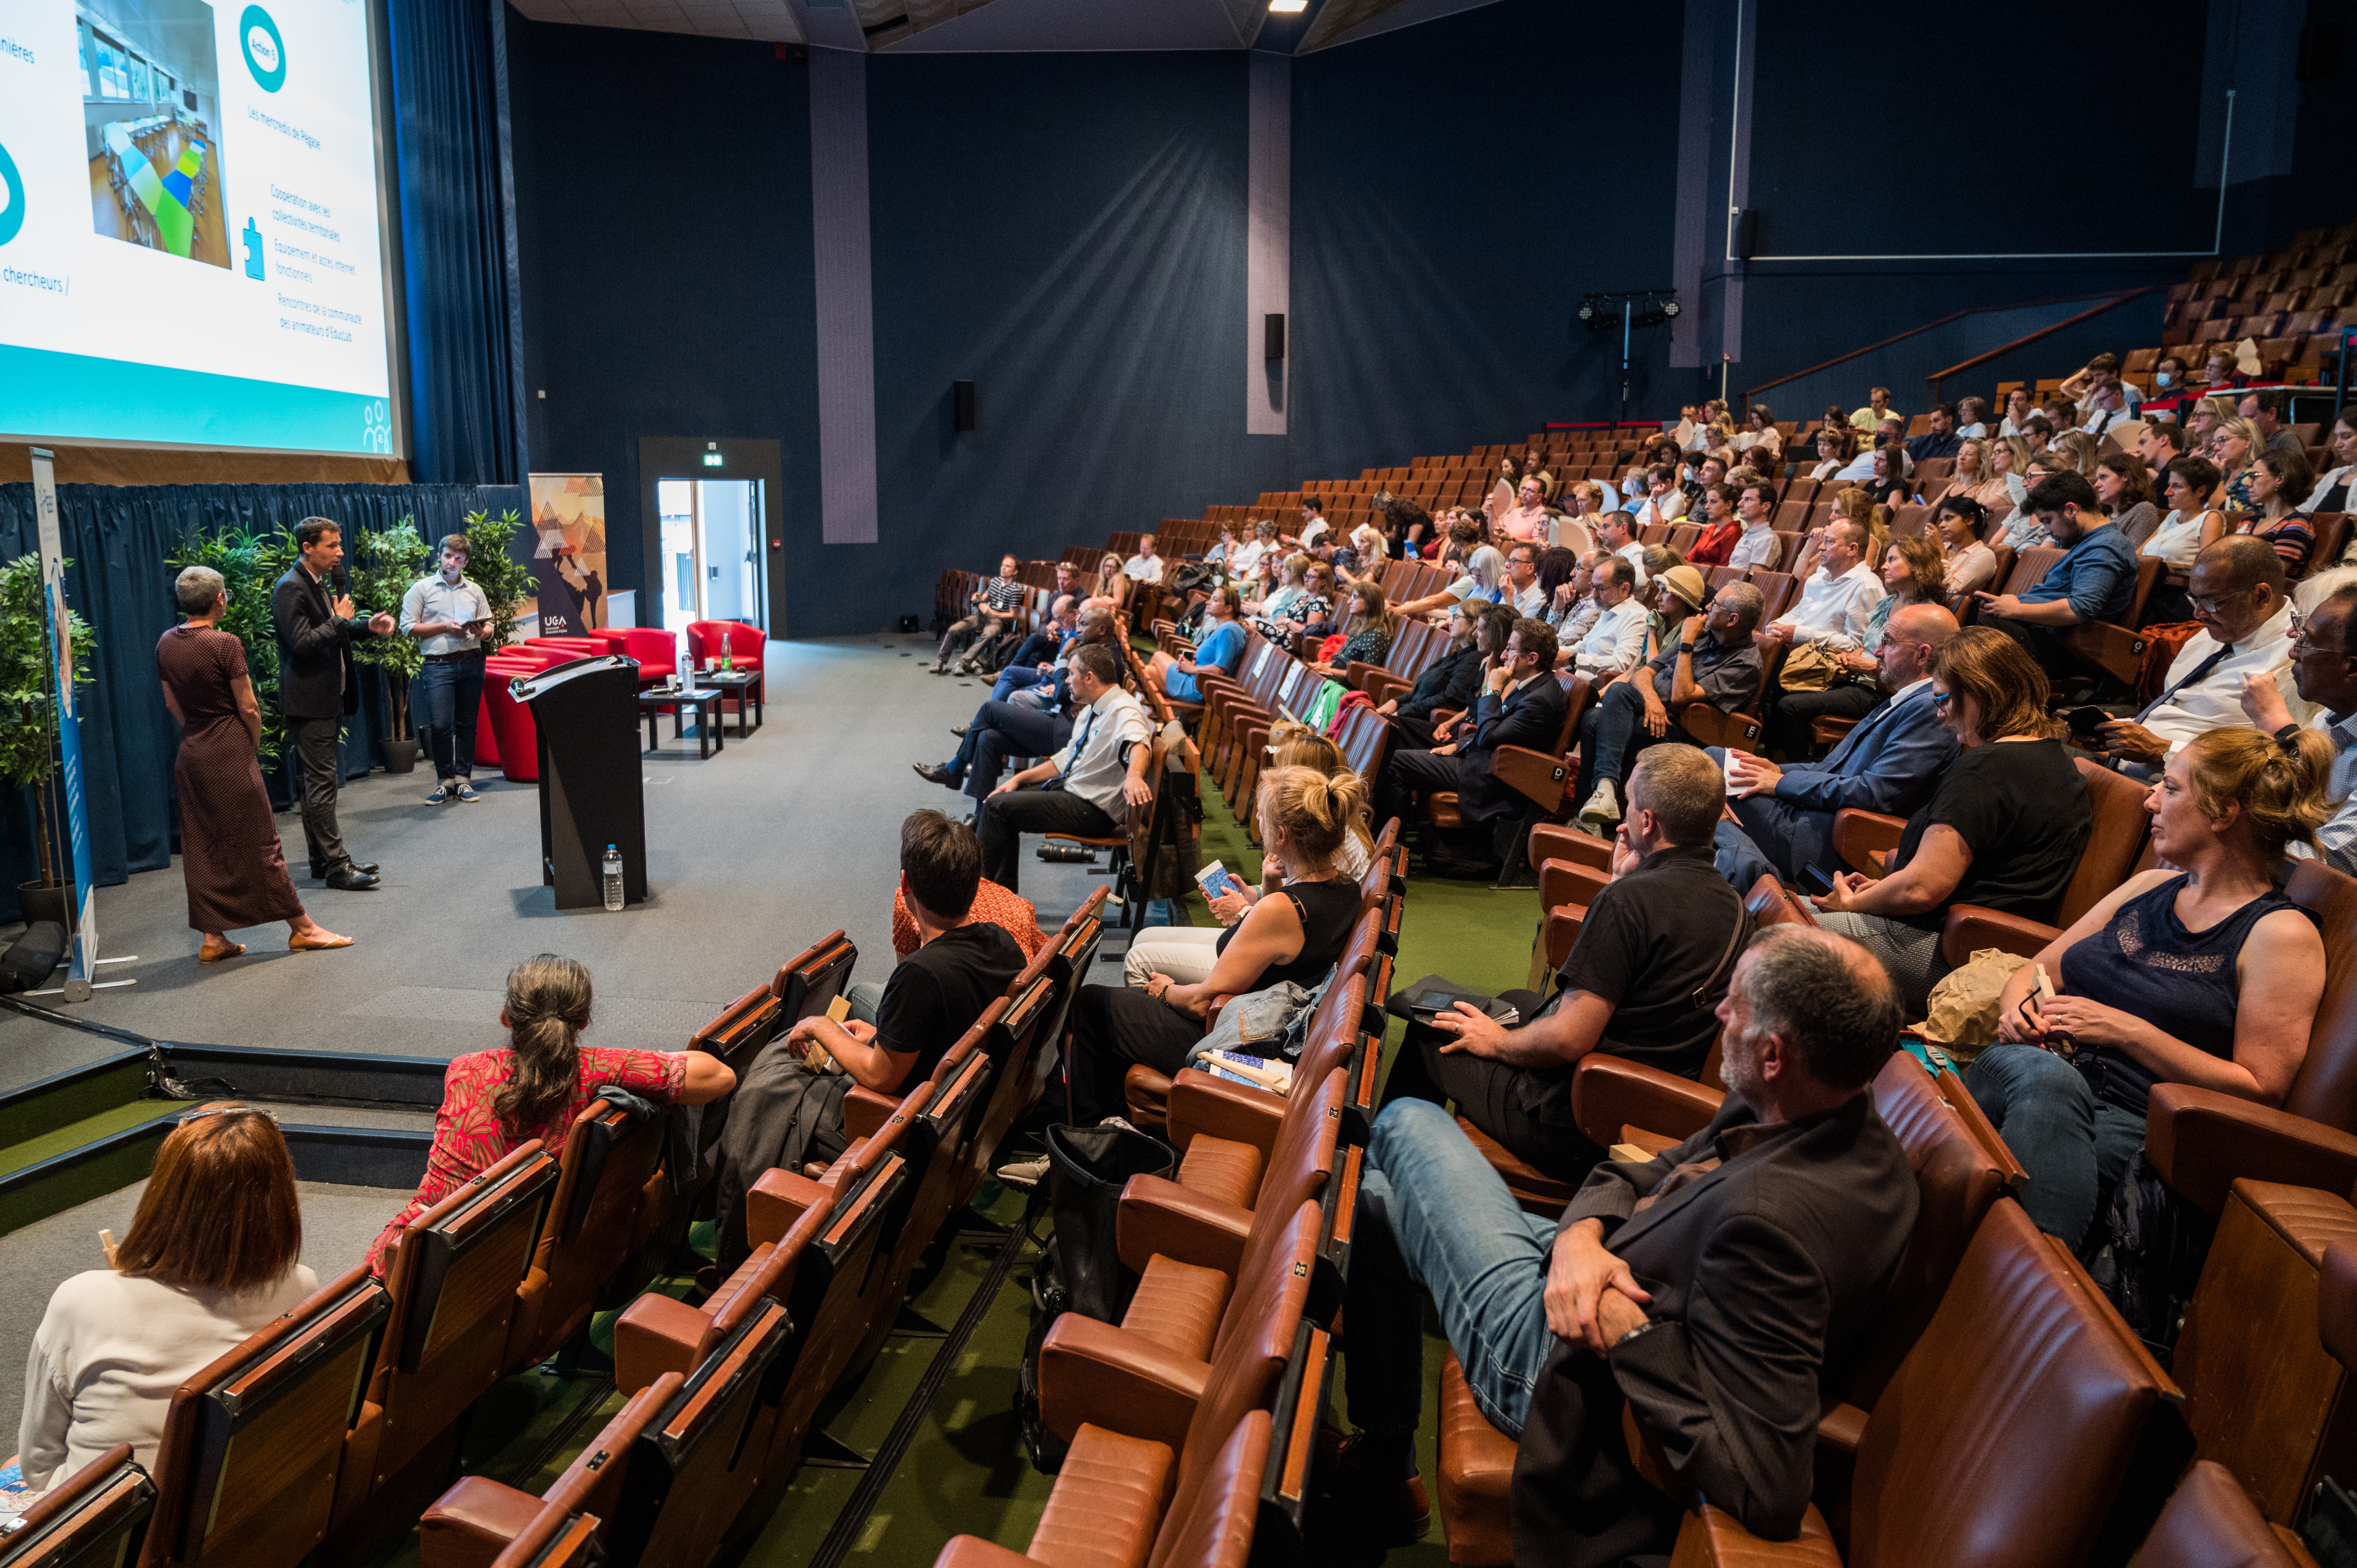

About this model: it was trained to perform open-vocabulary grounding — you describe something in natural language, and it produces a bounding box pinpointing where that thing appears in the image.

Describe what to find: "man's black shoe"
[950,724,968,738]
[325,869,381,891]
[1421,852,1499,881]
[311,860,379,878]
[912,763,962,788]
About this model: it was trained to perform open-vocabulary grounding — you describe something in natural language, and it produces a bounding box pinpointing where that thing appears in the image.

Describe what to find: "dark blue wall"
[504,13,822,626]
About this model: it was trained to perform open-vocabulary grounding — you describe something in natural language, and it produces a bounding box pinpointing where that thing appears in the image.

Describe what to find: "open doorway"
[656,479,767,636]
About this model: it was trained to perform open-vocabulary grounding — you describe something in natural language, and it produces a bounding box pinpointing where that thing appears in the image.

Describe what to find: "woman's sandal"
[197,941,246,962]
[289,931,354,952]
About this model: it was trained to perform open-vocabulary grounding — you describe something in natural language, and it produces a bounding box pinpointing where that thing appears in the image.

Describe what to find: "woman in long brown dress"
[158,567,348,960]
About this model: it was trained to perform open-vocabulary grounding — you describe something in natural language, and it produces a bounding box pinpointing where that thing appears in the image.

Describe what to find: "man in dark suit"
[273,518,395,890]
[1712,603,1960,894]
[1374,615,1566,876]
[1330,927,1917,1563]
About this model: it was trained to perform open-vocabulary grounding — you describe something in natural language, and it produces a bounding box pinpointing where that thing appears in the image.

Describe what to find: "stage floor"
[0,635,1117,1095]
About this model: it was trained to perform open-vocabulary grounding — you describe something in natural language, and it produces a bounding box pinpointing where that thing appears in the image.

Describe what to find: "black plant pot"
[16,880,71,930]
[378,736,421,774]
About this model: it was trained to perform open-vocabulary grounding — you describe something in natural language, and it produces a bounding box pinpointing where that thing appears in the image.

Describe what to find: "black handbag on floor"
[1015,1122,1175,1473]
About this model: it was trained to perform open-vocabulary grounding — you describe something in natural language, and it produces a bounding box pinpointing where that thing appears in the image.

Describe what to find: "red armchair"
[524,636,605,666]
[685,620,763,672]
[587,627,677,685]
[481,655,546,782]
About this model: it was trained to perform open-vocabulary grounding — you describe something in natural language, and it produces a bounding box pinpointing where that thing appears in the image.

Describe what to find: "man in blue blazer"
[1375,617,1567,873]
[1713,604,1959,893]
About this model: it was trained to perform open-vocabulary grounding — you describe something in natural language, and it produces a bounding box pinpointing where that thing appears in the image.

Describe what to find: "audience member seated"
[1809,628,2093,1010]
[1629,465,1688,530]
[916,608,1117,799]
[1122,728,1374,994]
[1498,478,1553,544]
[1726,480,1782,570]
[1387,745,1750,1180]
[880,872,1044,1007]
[2142,457,2229,622]
[1804,425,1852,482]
[2053,429,2104,480]
[2062,351,2139,413]
[1309,582,1396,678]
[2302,413,2357,516]
[1572,576,1765,833]
[973,643,1152,895]
[1065,765,1364,1125]
[1546,555,1603,646]
[2214,416,2265,511]
[2134,420,2184,489]
[2096,452,2162,550]
[1388,603,1505,753]
[18,1105,319,1497]
[1715,604,1960,893]
[2245,582,2357,873]
[1762,533,1945,759]
[1560,558,1647,680]
[1594,510,1649,587]
[1751,519,1886,687]
[990,593,1080,702]
[1146,583,1246,704]
[1243,551,1311,636]
[2239,388,2301,453]
[1377,618,1565,878]
[1972,727,2331,1250]
[1997,388,2037,437]
[1973,470,2138,682]
[716,811,1022,1270]
[1330,925,1914,1555]
[1123,533,1166,585]
[1500,543,1547,618]
[1956,395,1991,438]
[1850,385,1899,434]
[2233,449,2319,574]
[1684,481,1743,566]
[1737,403,1783,464]
[931,554,1024,675]
[2087,538,2310,779]
[1092,551,1127,613]
[1907,402,1962,464]
[1928,436,2005,512]
[2079,378,2136,441]
[1229,518,1279,580]
[369,955,733,1275]
[1938,496,2000,597]
[2151,354,2191,399]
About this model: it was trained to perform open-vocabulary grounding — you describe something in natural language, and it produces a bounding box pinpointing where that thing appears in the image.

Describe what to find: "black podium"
[512,656,647,909]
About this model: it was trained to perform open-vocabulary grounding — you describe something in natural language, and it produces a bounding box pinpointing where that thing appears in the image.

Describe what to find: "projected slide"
[0,0,397,455]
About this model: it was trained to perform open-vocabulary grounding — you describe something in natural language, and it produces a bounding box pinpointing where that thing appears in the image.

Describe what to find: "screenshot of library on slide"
[0,0,396,455]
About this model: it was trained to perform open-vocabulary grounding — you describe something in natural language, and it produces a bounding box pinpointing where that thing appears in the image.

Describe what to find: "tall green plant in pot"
[166,526,294,765]
[464,508,532,650]
[0,554,98,922]
[349,517,430,771]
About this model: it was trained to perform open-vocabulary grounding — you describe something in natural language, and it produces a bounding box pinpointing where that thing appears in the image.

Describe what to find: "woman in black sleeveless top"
[1065,765,1369,1127]
[1968,726,2333,1252]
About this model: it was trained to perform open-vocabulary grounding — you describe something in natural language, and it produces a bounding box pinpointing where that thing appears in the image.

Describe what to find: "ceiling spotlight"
[1577,301,1595,323]
[1661,298,1681,318]
[1269,0,1307,11]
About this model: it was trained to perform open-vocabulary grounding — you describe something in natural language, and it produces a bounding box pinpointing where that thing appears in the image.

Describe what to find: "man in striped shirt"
[933,554,1027,675]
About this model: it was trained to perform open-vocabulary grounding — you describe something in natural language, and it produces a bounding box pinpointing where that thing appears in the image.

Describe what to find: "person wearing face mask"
[2151,355,2189,401]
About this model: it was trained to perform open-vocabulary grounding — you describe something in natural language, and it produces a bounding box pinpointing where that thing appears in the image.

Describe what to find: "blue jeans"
[846,980,884,1026]
[1967,1043,2147,1251]
[992,663,1054,703]
[418,653,485,782]
[1346,1099,1561,1444]
[1573,682,1691,806]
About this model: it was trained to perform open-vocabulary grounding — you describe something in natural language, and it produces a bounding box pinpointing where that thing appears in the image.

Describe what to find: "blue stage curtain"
[387,0,527,486]
[0,482,525,923]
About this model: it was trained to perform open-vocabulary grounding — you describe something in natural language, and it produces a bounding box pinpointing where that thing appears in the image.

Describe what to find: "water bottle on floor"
[602,845,624,911]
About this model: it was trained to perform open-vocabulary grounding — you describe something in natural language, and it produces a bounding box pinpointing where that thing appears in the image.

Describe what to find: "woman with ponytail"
[1063,764,1368,1128]
[368,954,735,1273]
[1969,725,2333,1253]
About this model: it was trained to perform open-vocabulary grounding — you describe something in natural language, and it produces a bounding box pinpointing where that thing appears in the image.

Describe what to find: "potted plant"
[0,553,97,928]
[165,526,293,766]
[349,517,430,772]
[464,508,532,650]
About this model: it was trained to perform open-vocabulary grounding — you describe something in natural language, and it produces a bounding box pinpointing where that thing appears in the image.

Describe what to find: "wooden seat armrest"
[1677,702,1763,755]
[2145,1083,2357,1215]
[1530,824,1615,873]
[1814,1401,1868,1455]
[612,1292,712,1395]
[845,1086,899,1142]
[1344,659,1385,692]
[746,1166,828,1248]
[2062,622,2150,687]
[1666,1503,1841,1568]
[1166,1068,1284,1156]
[1831,808,1906,878]
[1538,857,1610,918]
[420,1477,542,1568]
[934,1538,1039,1568]
[1571,1056,1723,1152]
[1938,905,2059,970]
[1038,1314,1208,1451]
[1364,671,1413,706]
[1491,745,1571,813]
[1116,1173,1251,1276]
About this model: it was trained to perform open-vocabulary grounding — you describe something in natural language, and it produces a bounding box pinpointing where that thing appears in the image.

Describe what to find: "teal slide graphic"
[0,343,388,454]
[240,5,285,92]
[243,217,264,276]
[0,141,22,247]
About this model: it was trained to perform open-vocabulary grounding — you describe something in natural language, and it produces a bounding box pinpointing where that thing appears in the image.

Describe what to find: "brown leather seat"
[931,1408,1273,1568]
[483,1508,606,1568]
[1162,978,1364,1205]
[770,931,858,1021]
[330,1142,560,1542]
[1660,1199,2179,1567]
[2129,1461,2318,1568]
[2147,862,2357,1213]
[421,1372,680,1568]
[965,966,1068,1196]
[140,1266,391,1568]
[687,983,784,1167]
[1,1444,154,1568]
[503,1100,666,1376]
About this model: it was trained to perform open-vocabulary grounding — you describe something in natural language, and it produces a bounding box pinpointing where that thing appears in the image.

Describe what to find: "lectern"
[511,655,647,909]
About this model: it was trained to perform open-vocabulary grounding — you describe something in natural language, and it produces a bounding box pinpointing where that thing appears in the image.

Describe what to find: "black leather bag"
[1016,1122,1174,1472]
[0,922,66,995]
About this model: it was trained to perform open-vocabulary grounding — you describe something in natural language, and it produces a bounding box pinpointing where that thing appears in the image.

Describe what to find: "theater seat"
[0,1444,154,1568]
[1436,1354,1517,1567]
[421,1372,680,1568]
[504,1100,665,1376]
[2131,1461,2320,1568]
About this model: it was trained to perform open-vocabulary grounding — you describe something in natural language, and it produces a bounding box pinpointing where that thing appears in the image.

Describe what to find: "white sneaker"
[1097,1116,1145,1136]
[995,1155,1050,1191]
[1575,780,1622,834]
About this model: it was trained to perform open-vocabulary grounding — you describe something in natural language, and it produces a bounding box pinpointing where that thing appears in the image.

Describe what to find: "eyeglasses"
[2187,586,2256,616]
[2290,609,2352,658]
[1930,690,1953,709]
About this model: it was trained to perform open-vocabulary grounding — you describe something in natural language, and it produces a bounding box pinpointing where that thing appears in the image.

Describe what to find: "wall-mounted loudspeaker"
[1264,313,1285,361]
[952,380,976,432]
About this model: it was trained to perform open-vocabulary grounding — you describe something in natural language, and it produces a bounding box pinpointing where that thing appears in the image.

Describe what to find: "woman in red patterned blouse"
[367,954,735,1274]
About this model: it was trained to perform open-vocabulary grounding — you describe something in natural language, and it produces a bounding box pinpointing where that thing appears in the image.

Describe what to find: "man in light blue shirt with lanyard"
[400,533,494,804]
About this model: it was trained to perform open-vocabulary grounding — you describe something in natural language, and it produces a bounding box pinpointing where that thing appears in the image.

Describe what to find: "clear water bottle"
[602,845,624,911]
